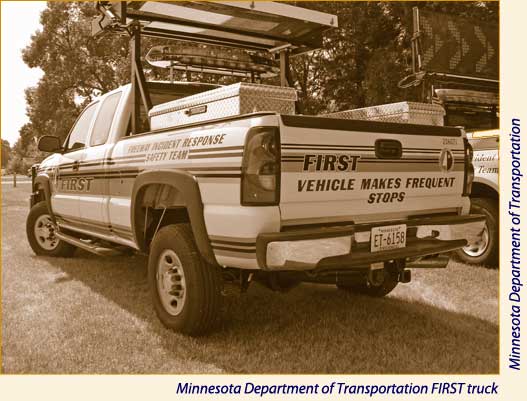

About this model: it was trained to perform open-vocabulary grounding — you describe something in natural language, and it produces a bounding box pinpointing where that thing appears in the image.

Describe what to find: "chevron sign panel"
[418,11,498,79]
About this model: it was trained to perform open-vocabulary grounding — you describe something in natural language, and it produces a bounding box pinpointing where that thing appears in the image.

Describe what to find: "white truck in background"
[456,129,498,266]
[435,89,499,267]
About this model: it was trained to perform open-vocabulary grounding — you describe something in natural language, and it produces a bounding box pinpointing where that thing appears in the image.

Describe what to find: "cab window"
[90,92,122,146]
[64,102,98,151]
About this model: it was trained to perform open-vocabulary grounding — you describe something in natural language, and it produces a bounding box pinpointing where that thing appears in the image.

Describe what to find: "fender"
[32,175,56,223]
[471,180,499,203]
[131,169,218,266]
[472,176,499,195]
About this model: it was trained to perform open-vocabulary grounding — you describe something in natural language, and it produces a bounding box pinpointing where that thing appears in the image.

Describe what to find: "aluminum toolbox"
[149,83,297,130]
[435,89,498,106]
[323,101,445,126]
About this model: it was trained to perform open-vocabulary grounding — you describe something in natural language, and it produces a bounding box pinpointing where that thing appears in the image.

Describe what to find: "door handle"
[72,161,80,172]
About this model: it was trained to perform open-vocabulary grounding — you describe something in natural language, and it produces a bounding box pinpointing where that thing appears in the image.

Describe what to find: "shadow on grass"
[46,251,498,374]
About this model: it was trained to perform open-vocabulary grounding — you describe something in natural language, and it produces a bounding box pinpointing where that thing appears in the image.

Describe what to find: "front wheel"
[26,201,76,257]
[455,197,498,267]
[148,224,223,336]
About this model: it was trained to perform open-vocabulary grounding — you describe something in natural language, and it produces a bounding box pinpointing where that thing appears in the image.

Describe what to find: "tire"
[337,268,399,297]
[148,224,223,336]
[455,197,498,267]
[26,201,76,257]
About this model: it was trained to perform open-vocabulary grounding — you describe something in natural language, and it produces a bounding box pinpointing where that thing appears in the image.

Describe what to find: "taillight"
[463,137,474,196]
[241,127,280,205]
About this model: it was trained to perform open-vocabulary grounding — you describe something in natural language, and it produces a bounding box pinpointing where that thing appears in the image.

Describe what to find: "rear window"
[91,92,122,146]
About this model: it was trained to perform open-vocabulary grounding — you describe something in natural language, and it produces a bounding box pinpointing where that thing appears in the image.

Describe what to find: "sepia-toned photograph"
[1,1,498,375]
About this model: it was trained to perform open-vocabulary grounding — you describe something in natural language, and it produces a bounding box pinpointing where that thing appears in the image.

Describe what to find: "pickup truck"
[27,81,485,335]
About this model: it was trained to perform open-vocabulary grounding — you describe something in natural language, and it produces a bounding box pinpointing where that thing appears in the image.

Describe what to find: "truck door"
[52,102,98,224]
[77,91,123,234]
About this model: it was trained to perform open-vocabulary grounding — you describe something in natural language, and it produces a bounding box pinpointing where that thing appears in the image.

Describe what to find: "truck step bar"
[55,231,122,257]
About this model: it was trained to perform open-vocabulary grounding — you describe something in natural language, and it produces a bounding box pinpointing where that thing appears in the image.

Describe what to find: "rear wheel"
[148,224,223,336]
[455,197,498,267]
[26,201,76,257]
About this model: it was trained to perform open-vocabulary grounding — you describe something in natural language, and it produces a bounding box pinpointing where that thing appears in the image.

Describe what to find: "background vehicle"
[430,58,499,267]
[401,7,499,267]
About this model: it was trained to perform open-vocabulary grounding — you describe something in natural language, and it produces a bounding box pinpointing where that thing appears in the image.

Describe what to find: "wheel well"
[471,182,498,200]
[134,183,190,250]
[32,177,54,220]
[33,185,46,203]
[131,170,218,266]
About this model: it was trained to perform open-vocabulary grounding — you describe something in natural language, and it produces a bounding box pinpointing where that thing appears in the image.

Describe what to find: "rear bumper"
[256,214,486,270]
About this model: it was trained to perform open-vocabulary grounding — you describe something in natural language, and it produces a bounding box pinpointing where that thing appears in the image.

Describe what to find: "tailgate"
[279,115,466,226]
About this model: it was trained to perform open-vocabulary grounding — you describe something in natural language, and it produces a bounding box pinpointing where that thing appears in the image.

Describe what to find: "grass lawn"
[1,184,498,374]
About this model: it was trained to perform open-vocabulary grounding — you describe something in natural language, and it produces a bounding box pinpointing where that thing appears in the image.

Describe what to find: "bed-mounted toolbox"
[323,101,446,126]
[149,82,298,130]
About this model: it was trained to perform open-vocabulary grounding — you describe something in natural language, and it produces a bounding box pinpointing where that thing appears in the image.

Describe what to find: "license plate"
[371,224,407,252]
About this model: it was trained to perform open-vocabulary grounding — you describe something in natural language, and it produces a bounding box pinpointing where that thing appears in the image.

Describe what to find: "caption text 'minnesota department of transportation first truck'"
[27,1,488,335]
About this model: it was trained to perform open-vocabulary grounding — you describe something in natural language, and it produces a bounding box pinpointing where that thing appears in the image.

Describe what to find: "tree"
[7,136,44,174]
[6,155,24,174]
[22,1,131,143]
[1,139,11,169]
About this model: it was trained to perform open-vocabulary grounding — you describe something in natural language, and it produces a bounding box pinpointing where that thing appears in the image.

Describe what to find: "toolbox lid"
[93,1,337,54]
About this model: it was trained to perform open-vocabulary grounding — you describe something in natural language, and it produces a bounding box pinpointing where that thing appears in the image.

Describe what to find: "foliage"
[6,155,24,175]
[2,139,11,168]
[6,136,43,174]
[20,1,131,147]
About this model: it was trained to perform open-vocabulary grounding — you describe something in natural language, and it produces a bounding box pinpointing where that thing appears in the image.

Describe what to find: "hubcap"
[34,214,59,251]
[462,224,489,257]
[156,249,187,316]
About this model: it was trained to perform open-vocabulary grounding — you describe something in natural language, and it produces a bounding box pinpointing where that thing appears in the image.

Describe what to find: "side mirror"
[38,135,62,153]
